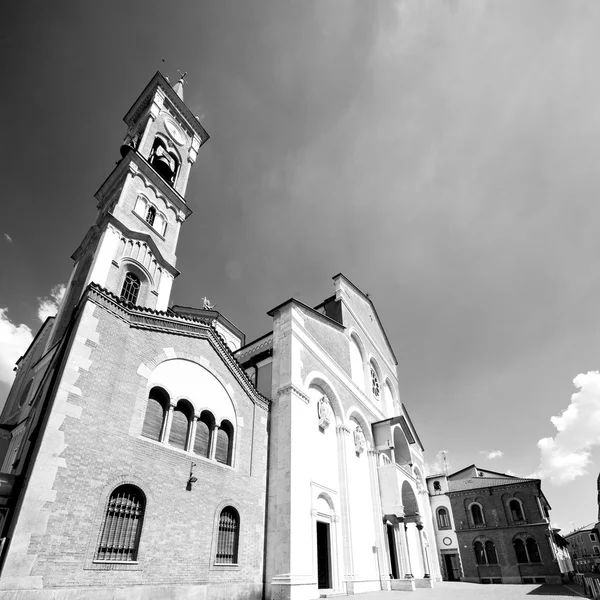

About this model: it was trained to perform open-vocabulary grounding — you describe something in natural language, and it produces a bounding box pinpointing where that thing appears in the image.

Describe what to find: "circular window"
[370,366,380,400]
[443,537,452,546]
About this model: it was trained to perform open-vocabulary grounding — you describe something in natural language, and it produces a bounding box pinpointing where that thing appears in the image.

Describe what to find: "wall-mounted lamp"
[186,462,198,491]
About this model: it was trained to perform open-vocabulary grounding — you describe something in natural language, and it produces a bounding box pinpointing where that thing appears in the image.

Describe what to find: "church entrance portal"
[444,553,461,581]
[386,524,399,579]
[316,521,332,589]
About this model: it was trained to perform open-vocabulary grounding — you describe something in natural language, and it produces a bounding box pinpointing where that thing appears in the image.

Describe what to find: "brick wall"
[449,483,562,584]
[4,298,269,599]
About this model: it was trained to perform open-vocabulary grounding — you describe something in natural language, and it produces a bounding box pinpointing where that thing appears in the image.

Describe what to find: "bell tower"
[48,72,208,345]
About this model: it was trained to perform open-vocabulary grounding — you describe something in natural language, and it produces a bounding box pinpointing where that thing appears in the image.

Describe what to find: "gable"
[334,274,397,367]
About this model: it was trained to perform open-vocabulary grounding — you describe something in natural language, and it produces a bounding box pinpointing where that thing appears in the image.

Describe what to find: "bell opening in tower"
[149,137,179,185]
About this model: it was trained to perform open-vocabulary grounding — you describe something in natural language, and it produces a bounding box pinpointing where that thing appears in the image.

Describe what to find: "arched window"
[141,387,168,441]
[526,538,541,563]
[437,507,450,529]
[474,541,486,565]
[471,503,484,526]
[120,272,140,305]
[514,538,529,563]
[485,541,498,565]
[96,485,145,562]
[433,481,442,492]
[216,507,239,564]
[169,401,192,450]
[194,411,213,458]
[370,363,380,401]
[215,420,233,465]
[145,205,156,227]
[509,499,525,522]
[349,335,365,390]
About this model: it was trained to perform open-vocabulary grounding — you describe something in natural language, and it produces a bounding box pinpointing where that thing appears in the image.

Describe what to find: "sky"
[1,0,600,534]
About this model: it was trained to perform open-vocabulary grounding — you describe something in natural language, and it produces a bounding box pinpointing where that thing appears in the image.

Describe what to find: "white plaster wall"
[156,271,173,311]
[307,388,339,489]
[215,321,243,352]
[346,419,378,583]
[428,492,459,579]
[88,226,121,288]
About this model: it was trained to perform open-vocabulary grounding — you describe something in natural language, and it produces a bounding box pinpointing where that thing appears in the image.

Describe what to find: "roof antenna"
[442,451,448,476]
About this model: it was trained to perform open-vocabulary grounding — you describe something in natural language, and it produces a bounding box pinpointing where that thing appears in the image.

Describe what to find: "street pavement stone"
[339,581,586,600]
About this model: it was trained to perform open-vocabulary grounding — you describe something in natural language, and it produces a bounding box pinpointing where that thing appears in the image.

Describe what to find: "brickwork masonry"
[0,303,97,591]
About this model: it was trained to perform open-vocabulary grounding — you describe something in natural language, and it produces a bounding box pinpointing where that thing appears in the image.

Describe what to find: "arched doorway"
[315,496,335,590]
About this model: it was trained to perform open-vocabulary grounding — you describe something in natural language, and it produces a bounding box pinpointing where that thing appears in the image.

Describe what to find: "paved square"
[347,582,585,600]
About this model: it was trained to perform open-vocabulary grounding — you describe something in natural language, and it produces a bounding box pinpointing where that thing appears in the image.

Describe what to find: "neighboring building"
[551,530,573,575]
[0,72,440,599]
[427,465,567,585]
[426,473,463,582]
[564,523,600,573]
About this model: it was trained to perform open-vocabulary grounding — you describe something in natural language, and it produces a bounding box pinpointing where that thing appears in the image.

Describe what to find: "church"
[0,73,440,599]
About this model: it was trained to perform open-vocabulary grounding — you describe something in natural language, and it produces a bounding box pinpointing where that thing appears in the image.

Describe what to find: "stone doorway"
[444,553,461,581]
[316,521,332,589]
[387,524,400,579]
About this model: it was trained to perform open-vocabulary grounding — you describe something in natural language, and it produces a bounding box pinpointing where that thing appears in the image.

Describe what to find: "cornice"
[455,522,552,534]
[447,481,538,497]
[106,219,179,278]
[276,383,309,404]
[95,151,192,221]
[235,334,273,361]
[84,284,270,411]
[123,72,209,143]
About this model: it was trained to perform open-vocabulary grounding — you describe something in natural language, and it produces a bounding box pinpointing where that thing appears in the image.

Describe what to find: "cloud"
[37,284,66,322]
[534,371,600,485]
[0,308,33,393]
[4,234,12,243]
[425,450,451,476]
[480,450,504,459]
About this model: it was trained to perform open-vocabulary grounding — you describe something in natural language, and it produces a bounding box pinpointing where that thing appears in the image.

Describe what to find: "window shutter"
[194,415,211,457]
[141,396,164,441]
[169,406,189,450]
[215,427,231,465]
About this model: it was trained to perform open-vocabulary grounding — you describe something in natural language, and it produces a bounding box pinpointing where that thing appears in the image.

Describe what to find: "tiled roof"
[565,522,598,537]
[448,476,537,492]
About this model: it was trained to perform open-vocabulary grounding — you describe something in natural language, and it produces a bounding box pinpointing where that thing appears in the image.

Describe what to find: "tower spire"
[173,70,187,100]
[46,71,208,348]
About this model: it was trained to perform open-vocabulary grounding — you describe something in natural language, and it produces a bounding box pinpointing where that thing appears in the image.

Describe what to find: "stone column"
[400,520,413,578]
[188,415,198,452]
[417,524,430,577]
[209,425,219,459]
[161,402,176,443]
[394,520,407,578]
[367,447,390,590]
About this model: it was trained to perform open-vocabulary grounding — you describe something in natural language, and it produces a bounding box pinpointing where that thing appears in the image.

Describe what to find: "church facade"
[0,73,439,599]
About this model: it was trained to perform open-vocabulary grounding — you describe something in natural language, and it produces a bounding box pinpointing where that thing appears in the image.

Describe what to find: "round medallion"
[443,537,452,546]
[164,119,184,145]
